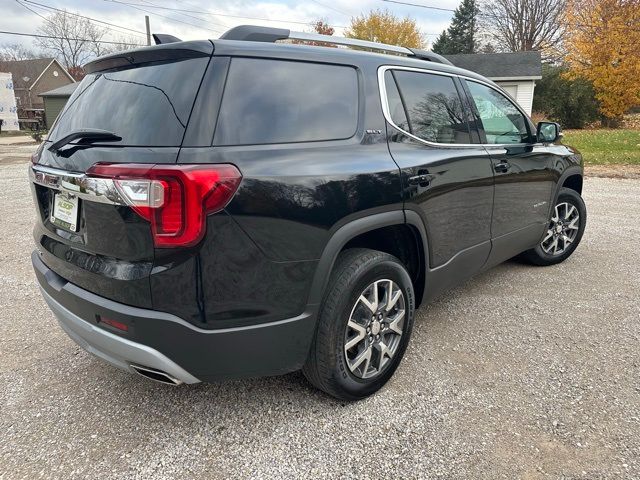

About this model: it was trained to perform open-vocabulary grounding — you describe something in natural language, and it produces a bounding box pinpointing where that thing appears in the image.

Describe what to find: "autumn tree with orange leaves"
[312,20,334,36]
[564,0,640,124]
[345,9,424,48]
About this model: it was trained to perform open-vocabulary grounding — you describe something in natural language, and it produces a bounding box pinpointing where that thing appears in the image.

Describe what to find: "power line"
[103,1,351,29]
[382,0,456,13]
[382,0,640,32]
[308,0,353,19]
[102,1,443,37]
[382,0,541,20]
[14,0,51,24]
[21,0,148,39]
[136,0,231,30]
[0,29,139,45]
[103,0,224,36]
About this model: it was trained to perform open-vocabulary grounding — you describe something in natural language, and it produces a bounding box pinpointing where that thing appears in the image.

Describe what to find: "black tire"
[302,248,415,401]
[521,187,587,266]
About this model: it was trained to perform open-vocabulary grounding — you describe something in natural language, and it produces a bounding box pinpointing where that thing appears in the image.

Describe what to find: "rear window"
[48,57,209,146]
[214,58,359,146]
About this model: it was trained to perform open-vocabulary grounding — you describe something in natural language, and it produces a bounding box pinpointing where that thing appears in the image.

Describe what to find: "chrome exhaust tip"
[130,364,183,386]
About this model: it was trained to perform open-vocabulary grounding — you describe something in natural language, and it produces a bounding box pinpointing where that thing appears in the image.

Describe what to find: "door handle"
[494,161,510,173]
[408,173,434,187]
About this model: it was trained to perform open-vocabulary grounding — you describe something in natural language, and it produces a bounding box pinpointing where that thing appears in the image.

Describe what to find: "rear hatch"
[31,41,213,307]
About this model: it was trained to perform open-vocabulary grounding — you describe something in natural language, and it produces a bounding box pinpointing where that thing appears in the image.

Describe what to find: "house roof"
[444,51,542,80]
[40,82,79,98]
[0,58,73,89]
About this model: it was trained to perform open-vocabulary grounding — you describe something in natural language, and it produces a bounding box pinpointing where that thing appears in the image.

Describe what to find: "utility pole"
[145,15,151,46]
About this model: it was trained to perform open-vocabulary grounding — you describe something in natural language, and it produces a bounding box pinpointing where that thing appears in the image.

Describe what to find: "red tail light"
[87,163,242,247]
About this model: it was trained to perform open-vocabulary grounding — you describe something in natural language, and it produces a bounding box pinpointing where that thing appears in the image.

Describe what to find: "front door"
[462,79,555,265]
[381,67,495,299]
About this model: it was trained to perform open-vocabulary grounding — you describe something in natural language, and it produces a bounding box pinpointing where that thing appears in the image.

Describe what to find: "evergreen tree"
[431,0,478,54]
[431,30,451,54]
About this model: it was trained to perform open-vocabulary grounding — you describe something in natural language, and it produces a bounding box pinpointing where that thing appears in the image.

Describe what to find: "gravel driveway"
[1,159,639,479]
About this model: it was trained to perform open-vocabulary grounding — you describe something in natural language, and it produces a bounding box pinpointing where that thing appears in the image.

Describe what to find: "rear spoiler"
[153,33,182,45]
[83,40,213,74]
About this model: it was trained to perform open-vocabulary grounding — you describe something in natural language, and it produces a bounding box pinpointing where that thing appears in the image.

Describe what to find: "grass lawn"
[562,129,640,165]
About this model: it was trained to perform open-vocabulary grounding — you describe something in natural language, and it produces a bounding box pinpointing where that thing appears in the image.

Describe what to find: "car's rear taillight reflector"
[98,316,129,332]
[86,163,242,247]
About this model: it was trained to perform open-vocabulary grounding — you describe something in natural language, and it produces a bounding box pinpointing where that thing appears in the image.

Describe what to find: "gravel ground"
[0,144,36,165]
[1,159,639,479]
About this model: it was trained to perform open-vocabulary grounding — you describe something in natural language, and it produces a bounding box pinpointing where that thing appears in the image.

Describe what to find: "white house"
[445,51,542,115]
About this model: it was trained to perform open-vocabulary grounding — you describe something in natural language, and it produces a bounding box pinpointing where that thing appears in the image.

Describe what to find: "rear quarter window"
[389,70,472,145]
[214,58,359,146]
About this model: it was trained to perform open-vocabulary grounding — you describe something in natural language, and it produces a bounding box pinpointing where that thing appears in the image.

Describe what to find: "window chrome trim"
[30,164,127,206]
[377,65,539,148]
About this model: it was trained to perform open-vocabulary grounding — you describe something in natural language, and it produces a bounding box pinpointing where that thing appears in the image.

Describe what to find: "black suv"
[30,26,586,400]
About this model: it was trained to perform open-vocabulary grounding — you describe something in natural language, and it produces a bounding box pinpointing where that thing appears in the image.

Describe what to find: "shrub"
[533,64,600,129]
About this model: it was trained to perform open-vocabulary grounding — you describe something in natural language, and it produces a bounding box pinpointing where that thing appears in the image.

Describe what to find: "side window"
[388,70,472,144]
[465,80,530,144]
[383,71,409,132]
[215,58,358,146]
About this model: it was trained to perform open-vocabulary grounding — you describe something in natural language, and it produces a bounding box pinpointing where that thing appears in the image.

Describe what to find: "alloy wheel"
[541,201,580,256]
[344,279,405,379]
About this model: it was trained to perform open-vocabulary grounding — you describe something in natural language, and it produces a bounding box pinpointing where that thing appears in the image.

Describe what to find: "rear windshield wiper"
[48,128,122,153]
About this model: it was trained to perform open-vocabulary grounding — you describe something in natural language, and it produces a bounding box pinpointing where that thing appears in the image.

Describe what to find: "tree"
[432,0,479,54]
[533,64,600,128]
[297,19,336,47]
[481,0,566,58]
[564,0,640,124]
[431,31,452,54]
[0,43,39,61]
[93,34,144,57]
[344,9,424,48]
[34,11,143,80]
[312,20,334,36]
[35,10,108,78]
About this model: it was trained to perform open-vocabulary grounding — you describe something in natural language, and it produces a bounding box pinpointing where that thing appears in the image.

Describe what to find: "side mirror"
[537,121,562,143]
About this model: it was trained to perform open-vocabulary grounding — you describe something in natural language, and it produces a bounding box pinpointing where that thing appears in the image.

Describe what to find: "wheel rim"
[344,279,405,379]
[541,201,580,256]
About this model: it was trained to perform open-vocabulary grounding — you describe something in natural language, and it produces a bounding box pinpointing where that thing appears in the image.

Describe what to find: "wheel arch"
[562,173,583,195]
[554,167,583,204]
[306,210,430,308]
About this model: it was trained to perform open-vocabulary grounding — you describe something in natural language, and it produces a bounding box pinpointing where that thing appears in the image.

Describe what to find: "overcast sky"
[2,0,461,51]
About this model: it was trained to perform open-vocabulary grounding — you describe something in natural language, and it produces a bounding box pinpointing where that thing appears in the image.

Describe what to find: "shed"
[39,82,79,129]
[444,51,542,115]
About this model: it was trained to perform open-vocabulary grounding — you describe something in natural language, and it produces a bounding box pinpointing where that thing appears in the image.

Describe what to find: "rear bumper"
[40,286,201,384]
[32,251,317,382]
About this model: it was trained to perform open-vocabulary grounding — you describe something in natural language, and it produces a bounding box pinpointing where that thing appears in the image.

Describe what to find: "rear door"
[381,67,495,298]
[31,46,212,307]
[462,79,555,265]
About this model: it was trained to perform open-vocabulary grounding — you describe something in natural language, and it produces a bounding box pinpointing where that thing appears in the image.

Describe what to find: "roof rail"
[219,25,453,66]
[407,48,453,65]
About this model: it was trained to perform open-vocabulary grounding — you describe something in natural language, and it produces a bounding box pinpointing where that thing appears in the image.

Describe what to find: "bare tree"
[94,34,145,57]
[35,10,108,76]
[481,0,566,58]
[0,43,39,61]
